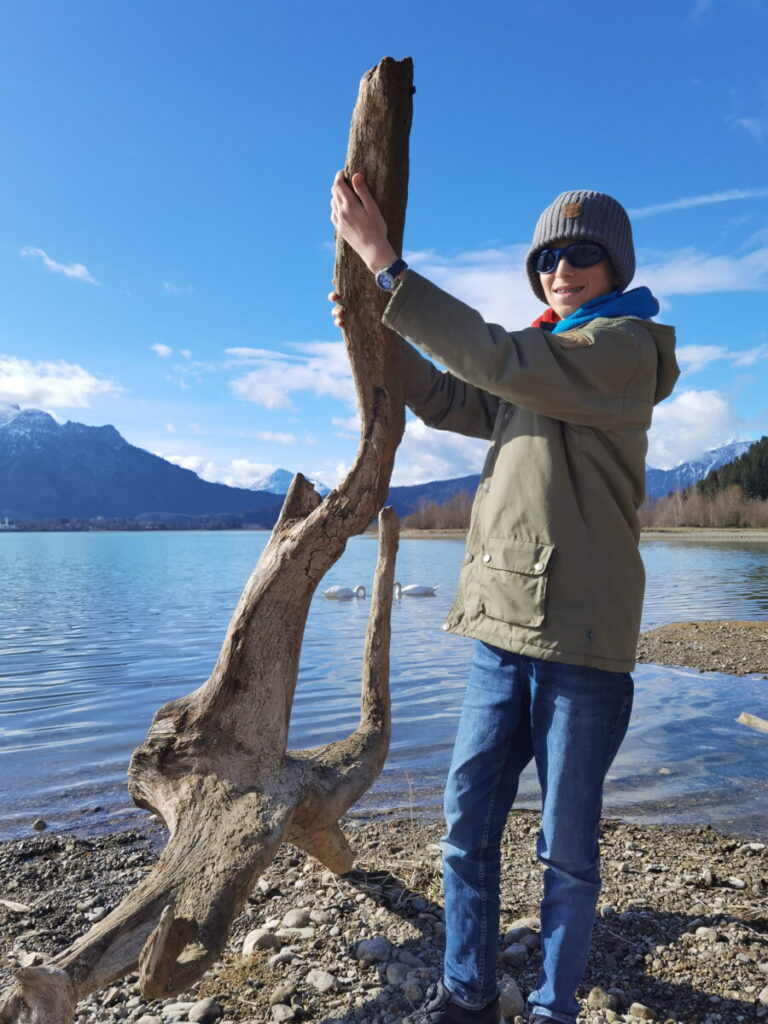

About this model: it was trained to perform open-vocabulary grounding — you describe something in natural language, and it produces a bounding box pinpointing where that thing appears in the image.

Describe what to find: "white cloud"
[647,390,744,469]
[151,343,173,358]
[629,187,768,219]
[253,430,297,445]
[731,118,768,145]
[165,423,176,433]
[676,343,768,374]
[180,349,192,359]
[636,245,768,297]
[408,245,541,326]
[391,418,488,486]
[227,341,355,411]
[162,281,193,294]
[161,453,219,480]
[332,414,361,435]
[20,247,99,285]
[0,355,122,408]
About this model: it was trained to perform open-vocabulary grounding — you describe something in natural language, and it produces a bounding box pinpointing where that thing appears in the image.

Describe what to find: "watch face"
[376,271,395,291]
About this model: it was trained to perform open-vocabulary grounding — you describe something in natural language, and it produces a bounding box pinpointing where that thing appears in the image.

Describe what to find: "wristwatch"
[374,258,408,291]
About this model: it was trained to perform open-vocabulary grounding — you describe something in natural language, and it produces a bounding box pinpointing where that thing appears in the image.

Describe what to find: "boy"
[330,174,679,1024]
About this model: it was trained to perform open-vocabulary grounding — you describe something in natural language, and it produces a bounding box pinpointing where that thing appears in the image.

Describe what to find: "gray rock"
[269,984,297,1006]
[135,1017,163,1024]
[271,1005,295,1023]
[386,963,410,985]
[760,986,768,1007]
[500,943,528,967]
[519,932,540,951]
[728,875,747,889]
[277,926,315,941]
[403,982,423,1003]
[586,987,620,1011]
[498,975,525,1019]
[243,928,282,955]
[281,908,311,928]
[503,926,534,944]
[17,951,46,968]
[310,908,332,924]
[505,916,539,931]
[32,818,47,831]
[187,998,223,1024]
[627,1003,656,1021]
[268,948,299,969]
[397,951,426,968]
[355,936,392,963]
[306,969,337,993]
[695,926,718,942]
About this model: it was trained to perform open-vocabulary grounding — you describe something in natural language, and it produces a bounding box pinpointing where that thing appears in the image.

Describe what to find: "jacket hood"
[645,321,679,405]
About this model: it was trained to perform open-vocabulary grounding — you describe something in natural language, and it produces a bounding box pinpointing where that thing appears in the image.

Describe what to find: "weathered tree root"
[0,55,414,1024]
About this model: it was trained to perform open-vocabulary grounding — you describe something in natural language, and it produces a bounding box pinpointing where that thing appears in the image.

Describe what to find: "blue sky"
[1,0,767,488]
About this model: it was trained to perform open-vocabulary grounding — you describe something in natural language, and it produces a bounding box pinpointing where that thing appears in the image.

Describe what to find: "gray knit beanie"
[526,190,635,303]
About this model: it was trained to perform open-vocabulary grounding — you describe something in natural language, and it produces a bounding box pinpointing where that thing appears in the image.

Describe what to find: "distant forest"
[402,438,768,531]
[640,436,768,528]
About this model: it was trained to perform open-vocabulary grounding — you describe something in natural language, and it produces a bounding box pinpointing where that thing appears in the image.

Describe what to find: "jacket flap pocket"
[483,538,553,577]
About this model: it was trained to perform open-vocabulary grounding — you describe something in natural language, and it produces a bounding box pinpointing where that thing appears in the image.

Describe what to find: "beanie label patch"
[561,202,583,219]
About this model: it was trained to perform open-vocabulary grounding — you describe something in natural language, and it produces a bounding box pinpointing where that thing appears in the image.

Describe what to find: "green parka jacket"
[383,271,680,673]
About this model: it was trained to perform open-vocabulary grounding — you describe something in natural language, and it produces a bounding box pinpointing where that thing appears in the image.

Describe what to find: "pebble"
[271,1004,295,1022]
[501,943,528,966]
[498,975,525,1018]
[305,969,337,993]
[354,935,392,962]
[242,928,282,955]
[281,908,311,929]
[187,997,223,1024]
[628,1002,657,1020]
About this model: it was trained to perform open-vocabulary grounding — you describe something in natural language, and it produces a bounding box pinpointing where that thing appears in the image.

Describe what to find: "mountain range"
[0,405,282,524]
[0,404,755,524]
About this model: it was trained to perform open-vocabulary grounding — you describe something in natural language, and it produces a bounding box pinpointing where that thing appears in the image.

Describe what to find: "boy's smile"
[539,241,617,319]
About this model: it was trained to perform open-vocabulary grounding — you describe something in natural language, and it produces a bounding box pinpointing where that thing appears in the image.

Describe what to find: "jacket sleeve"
[384,271,658,429]
[400,337,500,440]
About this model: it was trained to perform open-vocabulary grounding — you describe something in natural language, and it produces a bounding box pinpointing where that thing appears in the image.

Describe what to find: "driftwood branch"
[0,56,413,1024]
[737,712,768,735]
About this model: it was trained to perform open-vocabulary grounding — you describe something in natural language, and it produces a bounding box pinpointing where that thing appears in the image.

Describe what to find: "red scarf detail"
[530,307,561,329]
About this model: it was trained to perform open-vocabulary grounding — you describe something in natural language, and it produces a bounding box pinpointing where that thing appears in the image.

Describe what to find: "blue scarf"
[550,287,659,334]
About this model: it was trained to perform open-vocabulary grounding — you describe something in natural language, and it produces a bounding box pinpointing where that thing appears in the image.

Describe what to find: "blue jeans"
[441,642,633,1024]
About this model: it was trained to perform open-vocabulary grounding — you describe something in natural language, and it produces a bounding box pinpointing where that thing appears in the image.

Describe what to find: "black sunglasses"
[535,242,609,274]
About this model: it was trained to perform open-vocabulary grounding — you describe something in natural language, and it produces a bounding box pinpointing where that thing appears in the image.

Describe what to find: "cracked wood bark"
[0,55,414,1024]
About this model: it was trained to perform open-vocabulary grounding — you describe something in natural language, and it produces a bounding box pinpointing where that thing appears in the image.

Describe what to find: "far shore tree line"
[402,436,768,531]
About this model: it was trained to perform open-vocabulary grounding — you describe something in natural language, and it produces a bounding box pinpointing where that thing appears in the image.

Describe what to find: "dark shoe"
[404,981,500,1024]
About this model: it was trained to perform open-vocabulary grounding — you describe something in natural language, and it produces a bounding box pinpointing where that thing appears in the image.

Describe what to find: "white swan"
[393,582,438,598]
[322,584,366,600]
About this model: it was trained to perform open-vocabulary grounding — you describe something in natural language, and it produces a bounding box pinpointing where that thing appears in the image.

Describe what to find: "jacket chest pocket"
[478,537,554,628]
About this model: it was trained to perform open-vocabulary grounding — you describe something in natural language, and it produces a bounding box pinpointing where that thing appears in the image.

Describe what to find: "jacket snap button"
[441,622,450,631]
[533,561,544,572]
[482,553,492,564]
[465,553,474,563]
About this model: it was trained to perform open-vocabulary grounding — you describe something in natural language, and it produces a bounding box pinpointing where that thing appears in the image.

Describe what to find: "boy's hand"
[330,170,398,273]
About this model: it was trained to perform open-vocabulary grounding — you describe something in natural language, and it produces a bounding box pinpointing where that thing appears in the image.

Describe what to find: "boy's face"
[538,239,617,318]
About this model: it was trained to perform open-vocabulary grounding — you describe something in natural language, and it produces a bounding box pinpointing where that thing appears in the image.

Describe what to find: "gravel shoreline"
[2,814,767,1024]
[637,620,768,677]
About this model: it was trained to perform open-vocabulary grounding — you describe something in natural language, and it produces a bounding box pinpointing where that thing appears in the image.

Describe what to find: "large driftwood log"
[1,56,414,1024]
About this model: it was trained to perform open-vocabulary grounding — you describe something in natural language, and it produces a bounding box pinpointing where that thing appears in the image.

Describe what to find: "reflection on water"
[1,531,766,840]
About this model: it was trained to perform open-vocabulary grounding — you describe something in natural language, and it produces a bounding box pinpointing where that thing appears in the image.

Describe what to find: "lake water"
[1,531,767,842]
